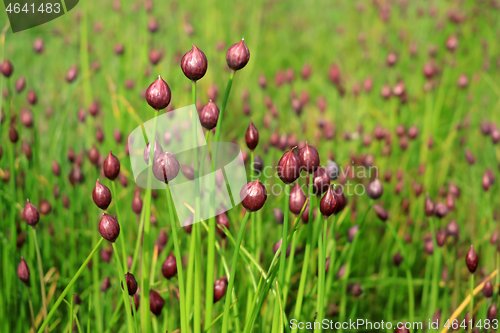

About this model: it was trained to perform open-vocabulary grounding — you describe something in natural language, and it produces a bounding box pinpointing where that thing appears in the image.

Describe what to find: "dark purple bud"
[1,59,13,77]
[20,108,33,128]
[298,142,320,173]
[199,100,219,130]
[27,89,37,105]
[434,202,448,219]
[273,208,284,224]
[483,280,493,298]
[213,276,228,303]
[393,252,403,267]
[149,289,165,316]
[162,253,177,279]
[333,186,347,215]
[181,44,208,81]
[325,160,339,181]
[424,194,434,216]
[309,167,331,196]
[103,151,120,181]
[121,272,138,296]
[446,34,458,52]
[226,39,250,71]
[216,212,230,238]
[436,230,446,247]
[466,246,478,273]
[272,238,291,258]
[289,183,306,215]
[145,75,171,110]
[9,125,19,143]
[99,213,120,243]
[88,146,99,166]
[17,257,30,286]
[347,225,359,243]
[446,220,460,240]
[101,277,111,292]
[23,199,39,228]
[240,180,267,212]
[488,303,498,322]
[424,239,434,255]
[144,140,163,164]
[152,152,180,184]
[367,178,383,199]
[465,149,475,165]
[245,120,259,150]
[320,185,337,217]
[93,180,112,210]
[15,76,25,93]
[372,204,388,222]
[66,65,78,83]
[277,147,301,184]
[132,191,143,215]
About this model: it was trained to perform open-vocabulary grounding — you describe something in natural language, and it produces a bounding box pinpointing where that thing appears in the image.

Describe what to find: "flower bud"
[366,178,383,199]
[333,186,347,215]
[272,238,291,258]
[483,280,493,298]
[93,180,112,210]
[149,289,165,316]
[1,59,13,77]
[424,194,434,216]
[161,253,177,279]
[434,202,448,219]
[66,65,78,83]
[393,252,403,267]
[152,152,180,183]
[143,140,163,164]
[199,100,220,130]
[289,182,306,215]
[320,185,337,217]
[466,245,478,273]
[245,120,259,150]
[101,277,111,292]
[132,191,143,214]
[488,303,498,322]
[273,208,284,224]
[23,199,39,228]
[308,167,330,196]
[181,44,208,81]
[240,180,267,212]
[277,147,301,184]
[99,213,120,243]
[121,272,138,296]
[145,75,171,110]
[373,204,388,222]
[213,276,228,303]
[298,142,320,173]
[103,151,120,180]
[226,39,250,71]
[216,212,230,238]
[325,160,339,181]
[17,257,30,286]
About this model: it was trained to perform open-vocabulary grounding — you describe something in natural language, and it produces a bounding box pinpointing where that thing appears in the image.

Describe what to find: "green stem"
[272,184,290,332]
[112,243,135,333]
[428,217,441,323]
[291,173,314,332]
[38,238,104,333]
[221,211,251,333]
[165,183,188,332]
[111,181,127,269]
[315,216,327,333]
[191,80,202,333]
[213,71,235,146]
[27,289,36,332]
[31,228,48,332]
[140,110,159,333]
[469,274,474,333]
